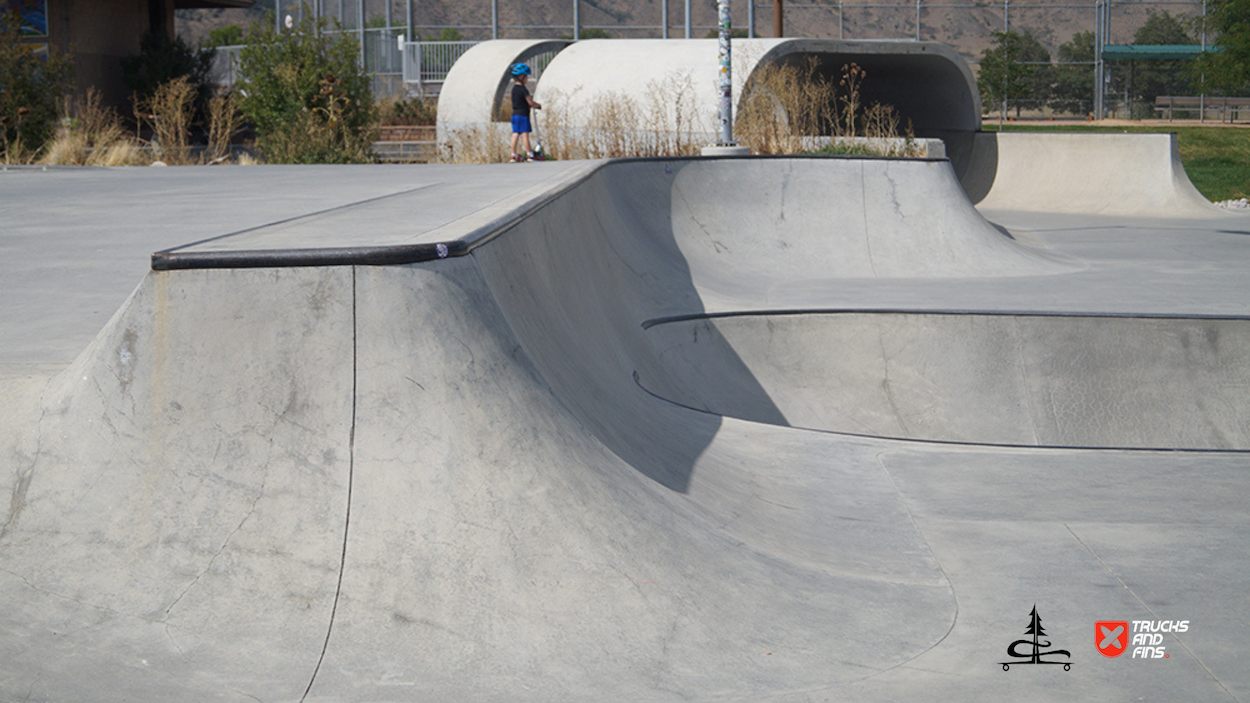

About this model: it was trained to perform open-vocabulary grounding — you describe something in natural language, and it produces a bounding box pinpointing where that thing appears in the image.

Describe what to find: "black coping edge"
[642,308,1250,330]
[152,241,469,271]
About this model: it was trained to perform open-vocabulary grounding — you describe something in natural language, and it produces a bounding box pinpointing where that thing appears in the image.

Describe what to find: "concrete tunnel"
[437,38,982,176]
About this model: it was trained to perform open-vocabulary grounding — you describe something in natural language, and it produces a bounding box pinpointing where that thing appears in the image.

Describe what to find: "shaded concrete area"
[1,138,1249,701]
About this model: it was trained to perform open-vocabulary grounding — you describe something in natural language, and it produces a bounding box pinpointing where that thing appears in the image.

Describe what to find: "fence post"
[686,0,692,38]
[663,0,669,37]
[574,0,580,40]
[775,0,783,37]
[493,0,499,39]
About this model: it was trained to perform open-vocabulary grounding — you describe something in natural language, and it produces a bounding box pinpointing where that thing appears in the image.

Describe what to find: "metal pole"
[492,0,499,39]
[357,0,364,69]
[407,0,413,41]
[717,0,734,144]
[916,0,921,40]
[748,0,755,38]
[663,0,669,37]
[774,0,783,38]
[574,0,580,40]
[1094,0,1103,119]
[685,0,692,39]
[275,0,281,33]
[840,0,844,39]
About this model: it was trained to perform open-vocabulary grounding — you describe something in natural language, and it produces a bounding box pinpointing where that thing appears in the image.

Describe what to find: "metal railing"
[402,41,482,95]
[210,44,244,89]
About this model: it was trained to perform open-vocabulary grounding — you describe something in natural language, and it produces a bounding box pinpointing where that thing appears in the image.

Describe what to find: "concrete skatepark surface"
[2,135,1250,702]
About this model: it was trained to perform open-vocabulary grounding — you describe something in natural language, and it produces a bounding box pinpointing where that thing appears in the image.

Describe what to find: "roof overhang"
[174,0,255,8]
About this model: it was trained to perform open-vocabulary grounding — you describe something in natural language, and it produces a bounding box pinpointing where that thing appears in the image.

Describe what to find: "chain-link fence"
[260,0,1220,117]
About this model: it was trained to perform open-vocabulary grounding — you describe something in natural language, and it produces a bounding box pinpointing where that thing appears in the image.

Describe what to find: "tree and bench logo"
[1001,605,1071,671]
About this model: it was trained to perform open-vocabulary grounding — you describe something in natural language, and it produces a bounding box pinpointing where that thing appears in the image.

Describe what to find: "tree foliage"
[1196,0,1250,94]
[1130,12,1197,103]
[236,6,376,163]
[978,30,1053,116]
[206,25,245,48]
[1051,30,1094,114]
[0,11,74,159]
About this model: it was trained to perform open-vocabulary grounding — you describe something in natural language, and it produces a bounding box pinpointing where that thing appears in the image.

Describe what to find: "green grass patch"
[983,123,1250,201]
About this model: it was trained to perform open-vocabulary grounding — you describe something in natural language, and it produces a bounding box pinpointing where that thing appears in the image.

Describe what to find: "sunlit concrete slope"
[0,269,356,701]
[3,159,999,701]
[4,155,1249,703]
[964,132,1220,217]
[665,158,1065,301]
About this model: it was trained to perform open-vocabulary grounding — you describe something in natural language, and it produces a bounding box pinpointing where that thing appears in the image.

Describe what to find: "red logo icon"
[1096,621,1129,658]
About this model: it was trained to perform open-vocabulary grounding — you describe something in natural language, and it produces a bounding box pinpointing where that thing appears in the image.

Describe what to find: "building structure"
[8,0,252,107]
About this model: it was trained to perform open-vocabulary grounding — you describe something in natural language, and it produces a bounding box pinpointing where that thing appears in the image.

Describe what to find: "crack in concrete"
[1065,523,1241,703]
[300,267,358,703]
[2,373,57,543]
[162,447,271,621]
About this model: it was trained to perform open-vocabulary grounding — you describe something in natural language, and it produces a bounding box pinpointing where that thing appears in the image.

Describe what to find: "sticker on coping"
[436,243,449,259]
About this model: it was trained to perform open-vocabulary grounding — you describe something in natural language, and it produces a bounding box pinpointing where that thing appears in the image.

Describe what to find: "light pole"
[702,0,750,154]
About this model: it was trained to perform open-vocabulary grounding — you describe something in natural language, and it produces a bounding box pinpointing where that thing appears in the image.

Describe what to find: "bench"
[1155,96,1250,122]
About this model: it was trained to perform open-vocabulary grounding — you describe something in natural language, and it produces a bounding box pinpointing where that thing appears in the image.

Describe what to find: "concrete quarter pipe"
[2,143,1249,702]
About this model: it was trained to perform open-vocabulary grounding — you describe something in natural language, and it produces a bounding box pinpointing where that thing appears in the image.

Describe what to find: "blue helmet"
[510,63,532,77]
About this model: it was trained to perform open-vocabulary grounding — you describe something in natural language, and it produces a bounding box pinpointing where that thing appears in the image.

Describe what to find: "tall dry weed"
[138,76,195,165]
[205,89,245,163]
[737,58,838,154]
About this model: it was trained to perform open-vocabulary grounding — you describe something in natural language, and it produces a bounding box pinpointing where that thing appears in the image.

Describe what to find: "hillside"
[177,0,1202,66]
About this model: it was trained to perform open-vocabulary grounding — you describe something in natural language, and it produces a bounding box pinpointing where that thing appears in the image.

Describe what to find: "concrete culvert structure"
[440,39,980,169]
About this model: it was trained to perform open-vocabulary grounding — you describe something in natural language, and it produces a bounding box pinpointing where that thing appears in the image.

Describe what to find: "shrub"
[236,6,376,163]
[207,25,245,48]
[378,97,437,126]
[121,32,215,117]
[0,11,74,162]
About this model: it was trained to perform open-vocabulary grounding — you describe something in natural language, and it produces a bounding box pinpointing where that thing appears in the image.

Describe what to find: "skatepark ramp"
[962,132,1219,217]
[3,152,1249,702]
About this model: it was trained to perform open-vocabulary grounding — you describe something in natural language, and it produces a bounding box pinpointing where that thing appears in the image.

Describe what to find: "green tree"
[1195,0,1250,95]
[0,11,74,160]
[206,25,245,48]
[1129,12,1196,108]
[236,6,376,163]
[978,30,1053,117]
[1052,30,1095,115]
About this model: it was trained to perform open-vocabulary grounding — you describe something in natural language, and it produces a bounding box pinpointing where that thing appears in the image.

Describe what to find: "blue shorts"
[511,115,532,134]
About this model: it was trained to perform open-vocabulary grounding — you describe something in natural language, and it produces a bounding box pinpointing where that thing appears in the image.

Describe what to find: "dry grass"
[40,81,250,167]
[441,124,511,164]
[39,89,151,166]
